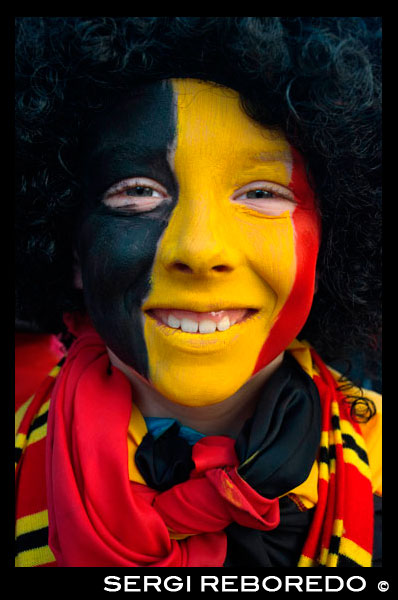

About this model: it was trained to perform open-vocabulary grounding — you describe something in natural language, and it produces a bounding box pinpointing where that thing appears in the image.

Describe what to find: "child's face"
[76,79,320,406]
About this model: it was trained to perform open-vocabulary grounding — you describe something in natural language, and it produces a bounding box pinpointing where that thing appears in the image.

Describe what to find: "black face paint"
[76,80,177,377]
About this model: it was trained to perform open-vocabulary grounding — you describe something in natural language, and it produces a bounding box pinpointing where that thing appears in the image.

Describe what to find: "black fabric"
[224,495,315,567]
[223,353,320,568]
[372,494,382,567]
[133,356,380,568]
[134,422,195,491]
[134,353,321,498]
[224,494,382,568]
[236,352,321,498]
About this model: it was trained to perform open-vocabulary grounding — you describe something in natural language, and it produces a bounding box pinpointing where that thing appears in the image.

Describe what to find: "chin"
[150,372,247,408]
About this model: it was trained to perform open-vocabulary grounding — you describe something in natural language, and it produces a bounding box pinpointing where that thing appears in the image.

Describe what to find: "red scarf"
[298,349,374,567]
[15,315,374,567]
[46,315,279,567]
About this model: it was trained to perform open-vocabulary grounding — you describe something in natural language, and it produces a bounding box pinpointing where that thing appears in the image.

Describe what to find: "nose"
[172,261,232,274]
[157,201,241,276]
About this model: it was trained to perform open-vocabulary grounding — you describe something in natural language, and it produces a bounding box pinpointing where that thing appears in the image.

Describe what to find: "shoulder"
[15,332,65,411]
[358,388,382,497]
[328,367,382,497]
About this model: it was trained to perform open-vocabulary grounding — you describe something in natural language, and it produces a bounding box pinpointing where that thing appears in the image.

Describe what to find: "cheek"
[252,212,320,374]
[252,158,321,374]
[243,215,297,313]
[78,215,165,305]
[77,214,169,376]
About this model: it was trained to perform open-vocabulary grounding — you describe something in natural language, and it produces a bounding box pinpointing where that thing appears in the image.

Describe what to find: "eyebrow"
[88,143,171,164]
[82,142,176,197]
[90,142,291,161]
[244,149,292,165]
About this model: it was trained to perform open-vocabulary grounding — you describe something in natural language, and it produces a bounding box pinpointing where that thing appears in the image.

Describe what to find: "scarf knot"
[151,436,280,535]
[135,422,195,491]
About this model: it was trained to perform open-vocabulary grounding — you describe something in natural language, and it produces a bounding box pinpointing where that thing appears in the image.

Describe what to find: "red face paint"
[253,147,321,374]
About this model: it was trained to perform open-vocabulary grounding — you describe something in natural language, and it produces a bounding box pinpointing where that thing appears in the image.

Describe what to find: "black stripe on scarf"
[337,554,363,567]
[28,411,49,435]
[319,444,336,464]
[15,527,49,556]
[15,446,23,464]
[329,534,341,555]
[342,433,369,465]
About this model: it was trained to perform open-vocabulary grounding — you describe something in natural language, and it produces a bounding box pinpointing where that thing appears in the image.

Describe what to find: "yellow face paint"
[142,79,319,406]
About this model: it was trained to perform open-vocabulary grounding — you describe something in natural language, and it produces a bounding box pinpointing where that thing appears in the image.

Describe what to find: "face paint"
[77,79,320,407]
[142,79,320,405]
[76,80,178,377]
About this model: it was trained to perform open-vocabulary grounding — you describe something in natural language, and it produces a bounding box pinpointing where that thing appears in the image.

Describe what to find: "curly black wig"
[15,17,382,394]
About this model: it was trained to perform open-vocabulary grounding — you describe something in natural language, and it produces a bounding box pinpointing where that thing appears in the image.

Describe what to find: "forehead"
[171,79,292,186]
[83,79,291,165]
[83,80,176,158]
[172,79,290,163]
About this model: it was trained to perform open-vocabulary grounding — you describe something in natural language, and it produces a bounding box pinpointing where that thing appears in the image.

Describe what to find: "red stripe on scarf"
[343,464,373,553]
[298,350,374,566]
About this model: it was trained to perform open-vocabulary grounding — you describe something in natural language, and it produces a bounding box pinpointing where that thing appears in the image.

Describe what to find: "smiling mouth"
[145,308,258,334]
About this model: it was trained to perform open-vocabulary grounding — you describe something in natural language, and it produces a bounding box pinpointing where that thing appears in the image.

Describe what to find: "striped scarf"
[15,340,374,567]
[297,349,374,567]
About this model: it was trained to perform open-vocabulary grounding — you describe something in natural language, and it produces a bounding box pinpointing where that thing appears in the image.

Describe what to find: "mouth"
[145,308,259,334]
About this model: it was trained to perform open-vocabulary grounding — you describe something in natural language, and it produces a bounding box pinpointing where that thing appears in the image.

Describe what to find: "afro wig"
[15,17,382,401]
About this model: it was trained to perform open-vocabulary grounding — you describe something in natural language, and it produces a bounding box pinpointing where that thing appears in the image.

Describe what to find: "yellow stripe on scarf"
[339,537,372,567]
[127,402,148,484]
[15,509,56,567]
[15,545,56,567]
[16,509,49,536]
[15,395,34,435]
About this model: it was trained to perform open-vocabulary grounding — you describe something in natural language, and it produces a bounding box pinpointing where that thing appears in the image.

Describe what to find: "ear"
[73,250,83,290]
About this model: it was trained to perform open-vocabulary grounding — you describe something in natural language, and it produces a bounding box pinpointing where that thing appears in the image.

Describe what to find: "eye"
[246,190,275,199]
[232,182,296,216]
[103,178,170,212]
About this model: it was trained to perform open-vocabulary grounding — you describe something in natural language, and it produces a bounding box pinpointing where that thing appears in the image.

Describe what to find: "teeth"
[168,315,181,328]
[162,312,237,333]
[199,320,217,334]
[216,316,230,331]
[181,318,199,333]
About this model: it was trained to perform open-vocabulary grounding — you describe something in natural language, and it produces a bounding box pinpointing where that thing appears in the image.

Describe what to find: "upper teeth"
[165,314,231,333]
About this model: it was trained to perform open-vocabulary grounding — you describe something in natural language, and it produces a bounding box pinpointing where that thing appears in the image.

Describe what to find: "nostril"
[212,265,231,272]
[170,262,233,274]
[173,262,193,273]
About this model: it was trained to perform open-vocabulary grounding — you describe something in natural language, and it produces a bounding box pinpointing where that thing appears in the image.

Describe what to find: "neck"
[108,350,284,438]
